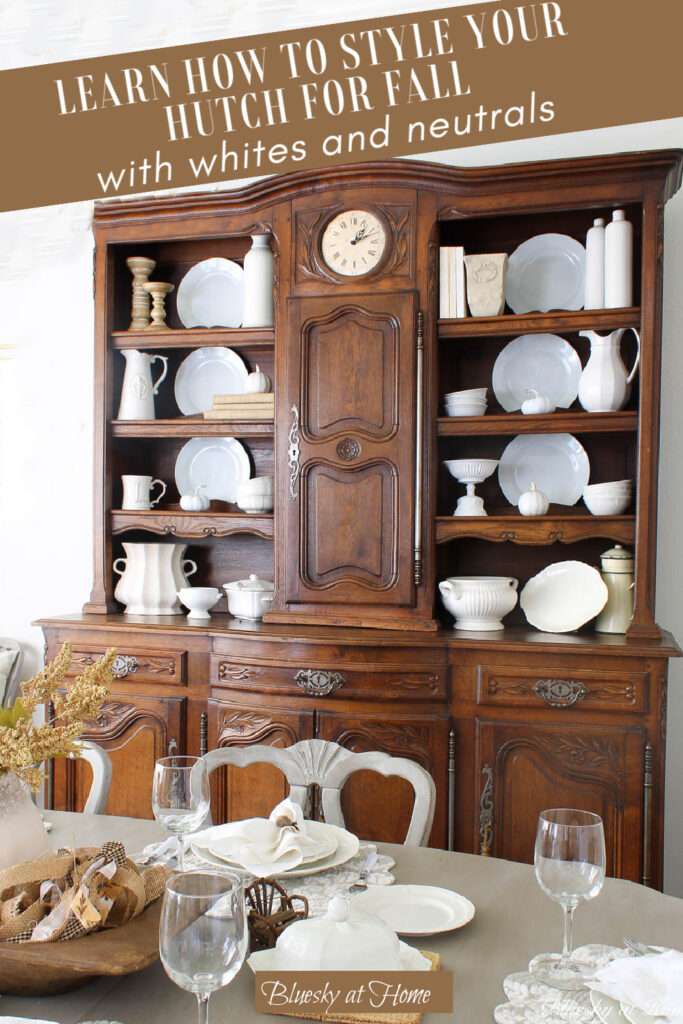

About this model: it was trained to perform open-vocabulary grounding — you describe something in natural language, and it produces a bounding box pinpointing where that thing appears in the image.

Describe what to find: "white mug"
[121,475,166,510]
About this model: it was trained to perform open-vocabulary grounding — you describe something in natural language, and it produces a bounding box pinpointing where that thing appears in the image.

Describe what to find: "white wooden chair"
[0,638,22,709]
[72,740,113,814]
[203,738,436,846]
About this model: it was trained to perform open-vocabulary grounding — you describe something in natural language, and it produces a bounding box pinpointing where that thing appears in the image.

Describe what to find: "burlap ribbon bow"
[0,841,172,943]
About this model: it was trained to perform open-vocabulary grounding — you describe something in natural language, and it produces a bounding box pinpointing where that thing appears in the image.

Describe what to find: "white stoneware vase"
[118,350,168,420]
[464,253,508,316]
[577,328,640,412]
[584,217,606,309]
[605,209,633,307]
[242,233,274,328]
[113,542,197,615]
[0,772,52,871]
[439,576,518,630]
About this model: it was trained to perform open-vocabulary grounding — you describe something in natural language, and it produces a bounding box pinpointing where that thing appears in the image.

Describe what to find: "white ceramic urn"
[241,233,274,328]
[439,576,518,631]
[113,542,197,614]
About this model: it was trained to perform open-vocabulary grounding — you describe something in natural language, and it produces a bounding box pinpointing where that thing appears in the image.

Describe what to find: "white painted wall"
[1,0,682,894]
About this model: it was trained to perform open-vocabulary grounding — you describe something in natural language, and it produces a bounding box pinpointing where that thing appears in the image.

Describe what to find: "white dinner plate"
[207,822,338,871]
[620,1005,659,1024]
[174,347,248,415]
[350,884,475,936]
[248,942,431,974]
[191,820,359,878]
[505,233,586,314]
[174,436,250,503]
[520,560,608,633]
[590,991,632,1023]
[498,433,590,506]
[492,334,582,411]
[176,257,244,328]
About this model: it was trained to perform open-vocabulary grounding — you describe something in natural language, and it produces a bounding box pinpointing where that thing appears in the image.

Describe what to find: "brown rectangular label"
[253,970,453,1015]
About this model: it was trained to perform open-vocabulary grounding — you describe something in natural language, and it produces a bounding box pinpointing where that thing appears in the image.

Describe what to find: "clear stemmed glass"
[532,808,606,989]
[152,755,210,871]
[160,870,246,1024]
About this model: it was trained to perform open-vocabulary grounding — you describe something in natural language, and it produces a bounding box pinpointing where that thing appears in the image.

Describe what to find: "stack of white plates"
[444,388,488,417]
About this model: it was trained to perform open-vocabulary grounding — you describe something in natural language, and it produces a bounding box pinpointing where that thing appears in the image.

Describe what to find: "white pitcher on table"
[118,350,168,420]
[578,328,640,413]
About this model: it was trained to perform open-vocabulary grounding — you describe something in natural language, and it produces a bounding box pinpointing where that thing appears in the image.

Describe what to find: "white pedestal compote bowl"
[444,459,500,517]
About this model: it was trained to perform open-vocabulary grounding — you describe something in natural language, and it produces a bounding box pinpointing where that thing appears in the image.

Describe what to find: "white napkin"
[208,798,323,875]
[588,949,683,1023]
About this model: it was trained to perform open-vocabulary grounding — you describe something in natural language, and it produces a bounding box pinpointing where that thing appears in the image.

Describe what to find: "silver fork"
[348,851,379,894]
[623,936,664,956]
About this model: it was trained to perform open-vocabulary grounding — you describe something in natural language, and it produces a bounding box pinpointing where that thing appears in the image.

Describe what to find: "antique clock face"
[320,210,387,277]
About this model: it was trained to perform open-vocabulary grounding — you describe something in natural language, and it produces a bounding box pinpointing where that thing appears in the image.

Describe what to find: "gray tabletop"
[3,811,683,1024]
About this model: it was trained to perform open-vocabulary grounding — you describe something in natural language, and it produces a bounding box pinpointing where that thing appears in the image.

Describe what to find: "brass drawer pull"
[294,669,345,696]
[534,678,589,707]
[112,655,139,679]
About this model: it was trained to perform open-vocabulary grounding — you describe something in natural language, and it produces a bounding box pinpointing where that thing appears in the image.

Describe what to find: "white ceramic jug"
[577,328,640,413]
[118,350,168,420]
[241,233,274,328]
[113,542,197,614]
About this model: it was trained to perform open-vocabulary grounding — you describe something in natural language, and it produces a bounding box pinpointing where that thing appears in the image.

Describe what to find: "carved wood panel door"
[276,291,420,628]
[52,694,186,819]
[207,699,315,824]
[475,719,645,881]
[316,710,448,847]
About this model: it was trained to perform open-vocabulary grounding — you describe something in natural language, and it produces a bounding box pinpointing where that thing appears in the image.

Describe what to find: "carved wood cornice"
[217,710,298,747]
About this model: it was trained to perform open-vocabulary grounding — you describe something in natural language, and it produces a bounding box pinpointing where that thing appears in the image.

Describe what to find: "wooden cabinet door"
[316,710,448,848]
[475,719,645,881]
[278,291,419,627]
[52,694,185,819]
[207,700,315,824]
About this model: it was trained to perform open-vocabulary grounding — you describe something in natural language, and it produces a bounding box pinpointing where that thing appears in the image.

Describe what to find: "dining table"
[2,810,683,1024]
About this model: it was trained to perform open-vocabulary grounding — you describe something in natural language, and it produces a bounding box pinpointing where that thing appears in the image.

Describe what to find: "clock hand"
[350,228,368,245]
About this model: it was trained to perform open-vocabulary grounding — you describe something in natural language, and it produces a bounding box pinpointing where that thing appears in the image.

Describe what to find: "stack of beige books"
[203,393,275,420]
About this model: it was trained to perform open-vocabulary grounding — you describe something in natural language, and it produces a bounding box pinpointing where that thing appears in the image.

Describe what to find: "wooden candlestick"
[126,256,156,330]
[143,281,174,330]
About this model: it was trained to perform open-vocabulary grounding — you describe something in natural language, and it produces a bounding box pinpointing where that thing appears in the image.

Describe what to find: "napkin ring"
[245,878,309,952]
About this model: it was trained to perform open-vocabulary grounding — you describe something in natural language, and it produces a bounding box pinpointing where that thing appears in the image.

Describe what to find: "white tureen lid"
[275,896,402,971]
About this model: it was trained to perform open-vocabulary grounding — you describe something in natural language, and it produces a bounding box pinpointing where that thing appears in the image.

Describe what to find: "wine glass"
[152,755,210,871]
[160,870,246,1024]
[532,808,606,989]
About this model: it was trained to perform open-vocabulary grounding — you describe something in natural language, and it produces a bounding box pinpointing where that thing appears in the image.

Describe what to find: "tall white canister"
[242,233,275,328]
[605,209,633,308]
[584,217,605,309]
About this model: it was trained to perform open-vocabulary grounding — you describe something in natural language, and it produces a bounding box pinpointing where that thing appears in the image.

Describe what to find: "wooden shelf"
[111,510,274,539]
[111,328,274,349]
[111,419,274,438]
[437,411,638,436]
[435,512,635,545]
[438,308,640,338]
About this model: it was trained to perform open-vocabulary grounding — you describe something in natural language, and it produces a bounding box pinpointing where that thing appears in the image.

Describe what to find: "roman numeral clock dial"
[321,210,387,277]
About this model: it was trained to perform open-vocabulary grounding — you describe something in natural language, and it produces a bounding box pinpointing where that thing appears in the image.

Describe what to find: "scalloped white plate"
[177,257,244,328]
[351,884,474,936]
[505,233,586,314]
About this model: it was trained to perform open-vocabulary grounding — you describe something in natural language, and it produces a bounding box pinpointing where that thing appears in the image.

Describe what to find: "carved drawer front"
[477,664,645,713]
[67,644,186,686]
[211,653,446,702]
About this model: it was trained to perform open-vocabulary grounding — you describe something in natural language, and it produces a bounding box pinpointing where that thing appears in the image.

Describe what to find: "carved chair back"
[73,740,113,814]
[203,738,436,845]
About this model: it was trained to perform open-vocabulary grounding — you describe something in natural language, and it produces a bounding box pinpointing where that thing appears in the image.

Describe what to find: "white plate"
[177,258,244,328]
[520,560,608,633]
[620,1005,658,1024]
[590,991,632,1023]
[207,822,338,871]
[351,884,475,936]
[175,436,250,503]
[505,234,586,314]
[498,433,590,506]
[492,334,582,411]
[174,347,248,415]
[191,820,359,878]
[248,941,431,973]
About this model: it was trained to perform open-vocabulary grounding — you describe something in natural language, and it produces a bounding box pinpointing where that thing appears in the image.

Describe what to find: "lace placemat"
[494,944,632,1023]
[138,841,395,918]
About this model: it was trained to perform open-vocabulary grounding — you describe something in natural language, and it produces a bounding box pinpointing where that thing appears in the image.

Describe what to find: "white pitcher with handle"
[118,350,168,420]
[577,328,640,413]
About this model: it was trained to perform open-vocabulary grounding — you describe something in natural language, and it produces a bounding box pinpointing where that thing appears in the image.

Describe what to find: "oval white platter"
[505,233,586,314]
[174,347,248,415]
[492,334,582,411]
[498,433,590,506]
[174,436,250,504]
[520,560,608,633]
[176,257,244,328]
[351,884,475,936]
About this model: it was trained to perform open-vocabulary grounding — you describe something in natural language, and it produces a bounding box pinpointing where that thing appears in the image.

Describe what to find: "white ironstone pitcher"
[577,328,640,413]
[118,350,168,420]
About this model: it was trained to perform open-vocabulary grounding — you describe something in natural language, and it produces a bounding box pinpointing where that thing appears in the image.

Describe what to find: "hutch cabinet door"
[316,710,449,847]
[278,291,419,625]
[52,695,185,819]
[475,719,645,881]
[207,699,314,824]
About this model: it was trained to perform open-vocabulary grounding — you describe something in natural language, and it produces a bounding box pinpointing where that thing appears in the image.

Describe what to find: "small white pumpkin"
[245,365,272,394]
[518,482,549,517]
[521,390,556,415]
[180,484,210,511]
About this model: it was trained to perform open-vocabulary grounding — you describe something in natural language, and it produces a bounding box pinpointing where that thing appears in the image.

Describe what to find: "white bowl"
[444,459,499,483]
[444,387,488,400]
[236,492,274,514]
[237,475,274,496]
[583,479,633,497]
[583,490,632,516]
[177,587,221,620]
[444,401,487,418]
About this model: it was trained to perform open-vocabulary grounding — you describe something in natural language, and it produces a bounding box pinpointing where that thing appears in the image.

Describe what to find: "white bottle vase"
[584,217,605,309]
[605,209,633,308]
[242,233,274,328]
